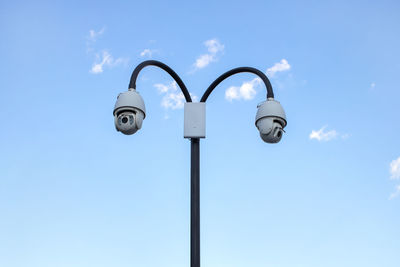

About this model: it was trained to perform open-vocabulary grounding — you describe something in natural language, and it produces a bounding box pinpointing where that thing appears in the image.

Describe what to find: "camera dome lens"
[121,117,128,124]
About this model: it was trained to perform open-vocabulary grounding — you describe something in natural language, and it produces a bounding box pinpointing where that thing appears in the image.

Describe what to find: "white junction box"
[184,102,206,138]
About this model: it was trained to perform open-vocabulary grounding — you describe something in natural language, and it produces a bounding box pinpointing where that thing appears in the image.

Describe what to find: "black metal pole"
[191,138,200,267]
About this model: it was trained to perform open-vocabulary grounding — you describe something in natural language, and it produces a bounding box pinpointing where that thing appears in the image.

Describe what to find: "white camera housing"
[255,98,287,143]
[113,89,146,135]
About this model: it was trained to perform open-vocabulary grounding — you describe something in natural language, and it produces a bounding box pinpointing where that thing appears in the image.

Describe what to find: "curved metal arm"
[200,67,274,102]
[129,60,192,102]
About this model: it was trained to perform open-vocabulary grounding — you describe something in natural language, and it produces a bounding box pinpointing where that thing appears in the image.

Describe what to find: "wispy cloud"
[386,156,400,199]
[86,28,105,52]
[390,157,400,179]
[225,78,261,101]
[193,39,224,70]
[90,50,128,74]
[86,28,128,74]
[309,126,346,142]
[140,48,156,58]
[390,185,400,199]
[370,82,376,90]
[224,59,291,101]
[266,59,291,77]
[154,81,197,111]
[88,28,105,42]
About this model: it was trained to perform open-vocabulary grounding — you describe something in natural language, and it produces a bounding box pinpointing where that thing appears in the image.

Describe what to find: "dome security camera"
[113,89,146,135]
[255,98,287,143]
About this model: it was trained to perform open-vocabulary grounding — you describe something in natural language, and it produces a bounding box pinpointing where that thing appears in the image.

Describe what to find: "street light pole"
[114,60,286,267]
[190,138,200,267]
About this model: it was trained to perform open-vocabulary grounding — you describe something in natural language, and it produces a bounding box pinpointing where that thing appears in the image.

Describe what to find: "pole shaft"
[191,138,200,267]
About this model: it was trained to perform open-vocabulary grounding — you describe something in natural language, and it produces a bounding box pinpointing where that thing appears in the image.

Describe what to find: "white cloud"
[266,59,291,77]
[193,39,224,70]
[390,185,400,199]
[154,83,171,94]
[389,157,400,199]
[225,78,261,101]
[90,51,127,74]
[140,48,155,58]
[205,39,224,54]
[341,133,351,139]
[86,28,128,74]
[309,126,338,142]
[88,28,105,42]
[390,157,400,180]
[86,28,105,53]
[224,59,291,102]
[154,81,197,111]
[162,92,186,110]
[195,54,214,69]
[370,82,376,90]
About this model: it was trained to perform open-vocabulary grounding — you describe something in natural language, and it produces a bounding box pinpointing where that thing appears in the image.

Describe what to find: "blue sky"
[1,0,400,266]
